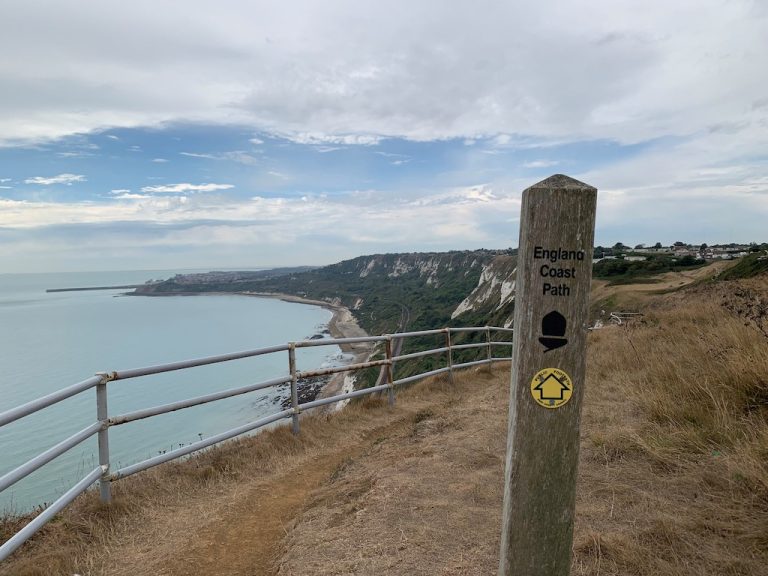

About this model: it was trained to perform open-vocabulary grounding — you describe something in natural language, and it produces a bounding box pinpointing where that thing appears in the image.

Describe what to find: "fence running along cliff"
[0,325,512,561]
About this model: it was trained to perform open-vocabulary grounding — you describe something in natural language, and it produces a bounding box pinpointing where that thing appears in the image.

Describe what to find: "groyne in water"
[45,285,142,292]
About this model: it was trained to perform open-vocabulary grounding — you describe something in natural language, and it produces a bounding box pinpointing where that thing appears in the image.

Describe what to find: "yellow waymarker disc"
[530,367,573,409]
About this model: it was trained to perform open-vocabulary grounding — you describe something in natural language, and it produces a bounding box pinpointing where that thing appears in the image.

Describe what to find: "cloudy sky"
[1,0,766,273]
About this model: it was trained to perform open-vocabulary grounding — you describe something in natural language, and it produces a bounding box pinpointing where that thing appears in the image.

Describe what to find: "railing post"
[385,336,395,406]
[486,326,493,373]
[444,328,454,383]
[95,373,112,504]
[288,343,300,435]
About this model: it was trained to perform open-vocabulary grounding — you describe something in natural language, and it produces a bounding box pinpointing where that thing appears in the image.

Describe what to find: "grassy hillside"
[136,250,518,386]
[2,272,766,575]
[717,250,768,280]
[593,253,707,284]
[137,250,515,334]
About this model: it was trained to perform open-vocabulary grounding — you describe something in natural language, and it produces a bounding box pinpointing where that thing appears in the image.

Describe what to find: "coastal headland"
[130,284,376,403]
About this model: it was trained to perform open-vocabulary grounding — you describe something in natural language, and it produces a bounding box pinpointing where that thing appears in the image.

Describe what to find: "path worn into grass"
[89,369,508,576]
[276,369,507,575]
[91,394,434,576]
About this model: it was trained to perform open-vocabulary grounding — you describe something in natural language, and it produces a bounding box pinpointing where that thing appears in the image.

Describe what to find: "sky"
[1,0,767,273]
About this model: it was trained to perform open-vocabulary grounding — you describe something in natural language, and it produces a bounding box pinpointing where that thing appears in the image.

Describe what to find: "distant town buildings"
[593,242,761,263]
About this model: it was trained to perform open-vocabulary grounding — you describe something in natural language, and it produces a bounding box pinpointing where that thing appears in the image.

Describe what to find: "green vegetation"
[593,254,706,284]
[717,251,768,280]
[137,250,518,389]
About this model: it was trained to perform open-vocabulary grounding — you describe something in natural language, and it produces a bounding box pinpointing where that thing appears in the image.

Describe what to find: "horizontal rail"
[299,384,391,411]
[109,376,292,426]
[0,375,102,427]
[294,335,388,348]
[110,344,291,380]
[0,466,104,562]
[451,342,487,351]
[0,422,103,493]
[298,358,390,379]
[393,366,452,387]
[0,323,515,562]
[453,358,492,370]
[393,328,446,338]
[111,409,293,480]
[392,346,449,362]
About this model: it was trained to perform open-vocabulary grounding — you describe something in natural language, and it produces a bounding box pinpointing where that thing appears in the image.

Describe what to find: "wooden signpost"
[499,175,597,576]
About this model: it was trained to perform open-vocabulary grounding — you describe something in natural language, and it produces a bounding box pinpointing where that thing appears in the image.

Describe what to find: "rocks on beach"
[274,376,328,409]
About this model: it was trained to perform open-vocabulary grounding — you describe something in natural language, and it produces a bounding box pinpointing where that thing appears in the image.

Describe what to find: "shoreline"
[241,291,375,403]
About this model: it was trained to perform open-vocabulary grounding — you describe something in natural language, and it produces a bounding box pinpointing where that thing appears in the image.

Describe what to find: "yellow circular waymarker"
[530,368,573,409]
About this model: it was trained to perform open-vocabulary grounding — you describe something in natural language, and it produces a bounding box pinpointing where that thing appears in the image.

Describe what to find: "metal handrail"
[0,422,103,493]
[0,376,102,427]
[0,324,512,562]
[0,466,105,560]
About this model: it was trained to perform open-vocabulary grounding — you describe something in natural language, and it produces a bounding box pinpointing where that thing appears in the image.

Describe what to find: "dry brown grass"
[573,296,768,575]
[2,277,767,575]
[0,380,449,575]
[276,369,507,575]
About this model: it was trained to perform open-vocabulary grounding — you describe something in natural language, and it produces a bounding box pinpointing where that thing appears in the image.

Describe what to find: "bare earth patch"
[277,371,507,575]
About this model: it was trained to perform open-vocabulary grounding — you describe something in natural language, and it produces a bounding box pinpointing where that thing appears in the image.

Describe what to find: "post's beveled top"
[526,173,596,192]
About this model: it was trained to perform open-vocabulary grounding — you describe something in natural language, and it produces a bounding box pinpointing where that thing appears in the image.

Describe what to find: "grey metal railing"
[0,325,512,561]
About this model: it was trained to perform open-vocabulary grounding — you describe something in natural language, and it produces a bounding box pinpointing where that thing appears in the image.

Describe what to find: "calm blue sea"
[0,270,343,513]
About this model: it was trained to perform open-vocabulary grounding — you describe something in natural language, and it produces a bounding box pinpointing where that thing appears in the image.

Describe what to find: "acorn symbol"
[539,311,568,352]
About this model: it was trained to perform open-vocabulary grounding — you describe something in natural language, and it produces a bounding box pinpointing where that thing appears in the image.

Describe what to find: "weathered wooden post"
[385,336,395,406]
[499,174,597,576]
[288,343,300,435]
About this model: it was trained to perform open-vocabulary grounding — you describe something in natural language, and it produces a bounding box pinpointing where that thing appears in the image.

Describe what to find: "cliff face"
[266,250,517,334]
[450,255,517,327]
[134,250,518,334]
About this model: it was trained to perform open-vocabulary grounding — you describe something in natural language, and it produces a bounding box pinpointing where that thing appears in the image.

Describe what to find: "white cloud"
[0,1,764,151]
[24,173,86,185]
[180,150,260,165]
[151,158,169,163]
[180,151,216,159]
[111,192,151,199]
[56,151,94,158]
[522,160,560,168]
[140,182,234,193]
[0,184,518,236]
[0,1,767,270]
[281,133,382,146]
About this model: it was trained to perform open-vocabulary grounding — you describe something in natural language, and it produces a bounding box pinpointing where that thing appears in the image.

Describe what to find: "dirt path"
[277,369,507,575]
[88,400,425,576]
[590,260,732,304]
[167,453,347,576]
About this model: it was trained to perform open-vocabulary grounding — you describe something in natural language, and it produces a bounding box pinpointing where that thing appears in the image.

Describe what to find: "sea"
[0,269,345,513]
